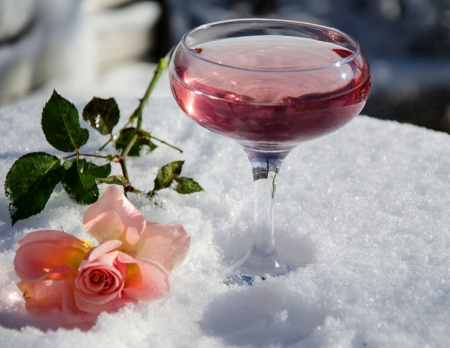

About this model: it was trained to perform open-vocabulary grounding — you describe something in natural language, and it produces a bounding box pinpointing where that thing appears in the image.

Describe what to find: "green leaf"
[98,175,128,186]
[174,177,204,194]
[62,158,98,204]
[41,90,89,152]
[106,154,119,162]
[83,162,111,178]
[153,161,184,192]
[145,138,158,153]
[4,152,64,224]
[97,175,141,194]
[63,158,75,170]
[115,128,138,156]
[115,128,157,156]
[139,130,158,152]
[82,97,120,135]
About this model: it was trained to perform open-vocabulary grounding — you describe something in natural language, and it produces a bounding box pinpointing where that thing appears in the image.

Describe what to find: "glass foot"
[225,270,291,286]
[225,274,262,286]
[225,257,291,286]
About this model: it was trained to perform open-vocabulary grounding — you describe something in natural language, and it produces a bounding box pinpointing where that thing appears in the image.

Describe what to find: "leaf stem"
[98,135,114,152]
[150,135,183,153]
[61,153,109,161]
[80,153,110,159]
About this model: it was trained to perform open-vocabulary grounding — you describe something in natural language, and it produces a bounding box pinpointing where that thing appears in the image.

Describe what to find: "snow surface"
[0,93,450,347]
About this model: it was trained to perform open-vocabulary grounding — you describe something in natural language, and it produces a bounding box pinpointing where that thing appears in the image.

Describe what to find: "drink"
[171,36,370,152]
[169,19,371,284]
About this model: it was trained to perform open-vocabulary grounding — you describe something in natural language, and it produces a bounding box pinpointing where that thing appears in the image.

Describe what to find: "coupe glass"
[169,18,371,284]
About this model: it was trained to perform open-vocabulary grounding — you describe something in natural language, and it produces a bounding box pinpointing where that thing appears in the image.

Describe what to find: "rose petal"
[82,210,125,245]
[17,230,88,248]
[126,223,190,273]
[19,278,98,330]
[83,186,145,246]
[118,253,170,302]
[60,278,99,329]
[74,287,137,315]
[14,231,89,282]
[82,240,122,265]
[44,265,78,280]
[18,279,66,318]
[76,247,127,304]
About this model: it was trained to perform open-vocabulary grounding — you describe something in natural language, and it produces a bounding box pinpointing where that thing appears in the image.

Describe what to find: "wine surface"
[171,35,370,152]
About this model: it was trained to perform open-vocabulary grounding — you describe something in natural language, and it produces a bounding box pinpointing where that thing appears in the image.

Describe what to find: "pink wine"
[171,36,370,152]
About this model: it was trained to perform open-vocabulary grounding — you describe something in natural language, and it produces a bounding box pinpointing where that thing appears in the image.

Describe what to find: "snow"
[0,86,450,347]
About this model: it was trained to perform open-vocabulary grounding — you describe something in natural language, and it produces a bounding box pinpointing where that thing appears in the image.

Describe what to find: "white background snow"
[0,76,449,347]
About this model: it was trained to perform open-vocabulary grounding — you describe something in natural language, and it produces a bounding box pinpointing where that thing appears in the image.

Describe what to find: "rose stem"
[119,48,174,195]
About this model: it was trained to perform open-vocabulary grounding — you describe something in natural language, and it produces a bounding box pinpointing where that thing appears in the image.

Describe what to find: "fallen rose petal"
[126,223,190,273]
[83,186,145,246]
[14,230,89,282]
[118,252,170,302]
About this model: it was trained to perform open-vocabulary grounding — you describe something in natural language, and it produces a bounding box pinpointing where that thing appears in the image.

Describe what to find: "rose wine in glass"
[169,19,371,284]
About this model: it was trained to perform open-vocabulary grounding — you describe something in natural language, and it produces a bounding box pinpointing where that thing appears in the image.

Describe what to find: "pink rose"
[14,186,190,329]
[82,186,190,274]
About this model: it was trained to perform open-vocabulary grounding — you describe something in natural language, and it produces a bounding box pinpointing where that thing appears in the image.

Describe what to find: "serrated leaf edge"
[4,152,63,224]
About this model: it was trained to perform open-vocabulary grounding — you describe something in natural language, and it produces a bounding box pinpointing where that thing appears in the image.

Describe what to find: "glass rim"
[180,18,362,73]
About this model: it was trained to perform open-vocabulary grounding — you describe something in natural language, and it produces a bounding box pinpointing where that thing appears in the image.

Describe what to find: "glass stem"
[233,157,290,280]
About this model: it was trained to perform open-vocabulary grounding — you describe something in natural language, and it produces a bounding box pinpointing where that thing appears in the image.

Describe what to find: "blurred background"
[0,0,449,133]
